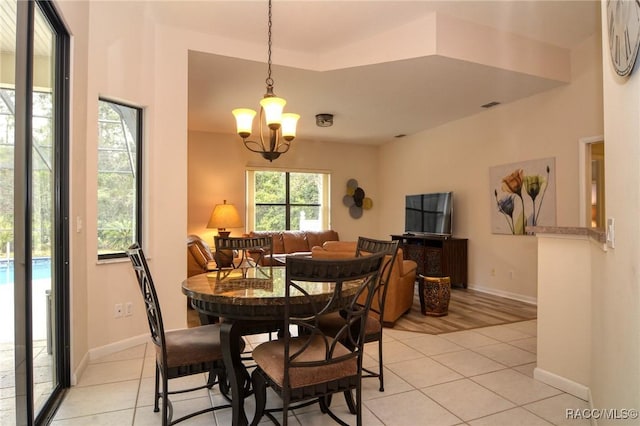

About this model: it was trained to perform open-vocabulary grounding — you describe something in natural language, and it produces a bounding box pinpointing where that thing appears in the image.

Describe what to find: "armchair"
[186,234,215,277]
[311,240,417,326]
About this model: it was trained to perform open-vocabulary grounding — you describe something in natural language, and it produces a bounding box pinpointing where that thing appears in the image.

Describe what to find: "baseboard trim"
[534,367,590,401]
[467,284,537,305]
[70,335,149,385]
[88,334,149,362]
[71,350,89,386]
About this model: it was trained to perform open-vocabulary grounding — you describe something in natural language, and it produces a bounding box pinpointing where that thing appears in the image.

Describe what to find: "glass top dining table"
[183,266,361,319]
[181,265,360,426]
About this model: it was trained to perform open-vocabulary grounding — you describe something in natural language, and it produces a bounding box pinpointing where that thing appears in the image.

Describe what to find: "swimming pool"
[0,258,52,285]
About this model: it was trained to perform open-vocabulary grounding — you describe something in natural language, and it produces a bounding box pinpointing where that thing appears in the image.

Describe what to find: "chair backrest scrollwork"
[214,235,274,279]
[282,253,386,389]
[126,243,167,361]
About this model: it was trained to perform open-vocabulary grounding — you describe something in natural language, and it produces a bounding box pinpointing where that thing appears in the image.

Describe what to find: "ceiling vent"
[481,101,501,109]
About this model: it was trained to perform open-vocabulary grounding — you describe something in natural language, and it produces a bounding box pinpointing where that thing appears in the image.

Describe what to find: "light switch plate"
[606,218,615,249]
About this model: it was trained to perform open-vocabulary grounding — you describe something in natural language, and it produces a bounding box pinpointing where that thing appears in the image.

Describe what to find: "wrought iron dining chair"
[213,235,273,279]
[250,252,386,426]
[317,237,400,395]
[127,243,235,426]
[353,237,399,392]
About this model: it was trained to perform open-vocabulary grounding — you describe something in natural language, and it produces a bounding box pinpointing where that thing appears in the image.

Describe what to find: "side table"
[418,275,451,316]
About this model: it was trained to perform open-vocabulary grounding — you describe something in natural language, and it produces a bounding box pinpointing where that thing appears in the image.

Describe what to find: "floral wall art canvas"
[490,158,556,235]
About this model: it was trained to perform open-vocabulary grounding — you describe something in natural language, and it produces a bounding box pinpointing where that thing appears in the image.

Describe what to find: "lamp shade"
[260,96,286,130]
[281,113,300,141]
[232,108,257,138]
[207,200,243,233]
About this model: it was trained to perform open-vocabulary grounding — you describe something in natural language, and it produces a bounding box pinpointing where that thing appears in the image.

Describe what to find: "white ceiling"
[157,1,602,145]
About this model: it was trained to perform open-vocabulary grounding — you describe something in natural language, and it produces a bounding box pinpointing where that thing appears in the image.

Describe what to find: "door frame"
[14,1,70,424]
[578,135,604,228]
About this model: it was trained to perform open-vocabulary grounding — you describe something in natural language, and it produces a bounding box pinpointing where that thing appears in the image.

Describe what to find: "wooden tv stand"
[391,234,468,288]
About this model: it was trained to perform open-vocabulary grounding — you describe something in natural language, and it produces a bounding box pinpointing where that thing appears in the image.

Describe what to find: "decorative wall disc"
[344,178,372,219]
[349,205,363,218]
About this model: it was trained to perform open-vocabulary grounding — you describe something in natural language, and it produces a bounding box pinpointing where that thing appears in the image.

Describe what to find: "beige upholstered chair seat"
[252,335,356,389]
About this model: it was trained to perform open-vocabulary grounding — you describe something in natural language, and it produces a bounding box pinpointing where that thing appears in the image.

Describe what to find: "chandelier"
[232,0,300,162]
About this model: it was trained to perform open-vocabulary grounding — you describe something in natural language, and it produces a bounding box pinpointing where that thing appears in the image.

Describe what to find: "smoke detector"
[315,114,334,127]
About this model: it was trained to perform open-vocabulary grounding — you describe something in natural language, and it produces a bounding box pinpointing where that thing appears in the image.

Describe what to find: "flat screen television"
[405,192,453,236]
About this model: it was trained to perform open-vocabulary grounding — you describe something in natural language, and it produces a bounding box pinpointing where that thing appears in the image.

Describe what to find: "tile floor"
[1,339,55,425]
[50,320,591,425]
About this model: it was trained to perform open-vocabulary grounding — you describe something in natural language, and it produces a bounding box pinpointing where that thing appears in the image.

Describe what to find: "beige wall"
[536,234,593,397]
[593,0,640,418]
[82,2,164,353]
[378,33,604,302]
[187,131,381,243]
[55,1,191,370]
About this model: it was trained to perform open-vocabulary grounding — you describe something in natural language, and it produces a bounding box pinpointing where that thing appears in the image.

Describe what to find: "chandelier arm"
[258,107,269,152]
[242,136,290,155]
[276,137,291,154]
[270,129,278,152]
[242,139,271,154]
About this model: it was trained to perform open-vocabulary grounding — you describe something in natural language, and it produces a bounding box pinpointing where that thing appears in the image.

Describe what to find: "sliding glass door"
[1,0,69,424]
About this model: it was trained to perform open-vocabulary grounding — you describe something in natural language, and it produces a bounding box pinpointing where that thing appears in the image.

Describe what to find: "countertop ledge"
[527,226,606,244]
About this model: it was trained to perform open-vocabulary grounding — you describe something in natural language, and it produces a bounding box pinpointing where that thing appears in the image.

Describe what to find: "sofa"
[311,241,418,326]
[247,230,339,265]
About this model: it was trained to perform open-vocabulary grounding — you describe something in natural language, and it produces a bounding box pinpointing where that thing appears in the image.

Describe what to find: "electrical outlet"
[114,303,123,318]
[125,302,133,317]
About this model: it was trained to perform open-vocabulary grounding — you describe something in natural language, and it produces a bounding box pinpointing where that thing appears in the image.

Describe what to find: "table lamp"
[207,200,243,237]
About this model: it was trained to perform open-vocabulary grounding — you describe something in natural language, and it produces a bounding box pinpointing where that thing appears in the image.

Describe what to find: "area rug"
[392,288,537,335]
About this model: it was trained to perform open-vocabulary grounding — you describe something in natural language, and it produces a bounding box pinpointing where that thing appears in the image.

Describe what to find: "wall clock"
[607,0,640,76]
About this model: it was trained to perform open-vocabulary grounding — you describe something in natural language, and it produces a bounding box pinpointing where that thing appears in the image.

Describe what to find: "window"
[97,99,142,259]
[247,170,330,231]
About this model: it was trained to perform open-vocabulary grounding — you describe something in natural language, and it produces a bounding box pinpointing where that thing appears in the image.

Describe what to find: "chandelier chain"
[265,0,274,88]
